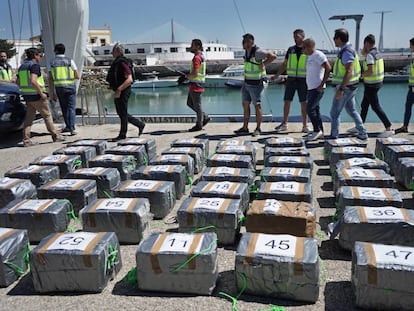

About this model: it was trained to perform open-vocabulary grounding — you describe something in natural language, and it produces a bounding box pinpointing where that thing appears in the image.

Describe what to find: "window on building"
[170,47,178,52]
[93,50,99,55]
[90,38,96,44]
[214,47,217,52]
[125,49,131,54]
[186,47,191,52]
[104,49,110,55]
[100,39,106,46]
[137,48,145,53]
[206,47,211,52]
[154,48,162,53]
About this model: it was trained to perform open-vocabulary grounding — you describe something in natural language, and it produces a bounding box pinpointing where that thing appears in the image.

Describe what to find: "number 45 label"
[254,234,297,258]
[372,244,414,266]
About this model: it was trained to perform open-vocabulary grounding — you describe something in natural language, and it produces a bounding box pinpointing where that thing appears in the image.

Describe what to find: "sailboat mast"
[171,18,175,43]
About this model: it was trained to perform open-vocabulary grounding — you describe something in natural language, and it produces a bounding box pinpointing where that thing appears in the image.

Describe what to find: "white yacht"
[131,72,178,89]
[205,65,244,88]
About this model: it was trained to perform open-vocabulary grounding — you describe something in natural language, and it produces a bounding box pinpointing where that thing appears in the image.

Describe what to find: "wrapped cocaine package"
[53,146,97,168]
[30,231,122,293]
[161,147,204,173]
[235,233,319,303]
[265,137,305,148]
[329,146,374,173]
[395,157,414,189]
[200,166,255,185]
[30,154,81,178]
[136,232,218,295]
[171,138,209,159]
[105,145,147,167]
[215,143,257,168]
[264,155,313,170]
[117,137,157,160]
[0,177,37,207]
[335,157,390,174]
[324,138,367,161]
[5,165,60,187]
[206,153,253,170]
[261,167,311,183]
[150,154,194,181]
[374,137,414,161]
[89,154,136,180]
[67,139,108,155]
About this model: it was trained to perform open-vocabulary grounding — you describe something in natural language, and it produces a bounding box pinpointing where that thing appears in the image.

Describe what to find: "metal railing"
[79,87,106,125]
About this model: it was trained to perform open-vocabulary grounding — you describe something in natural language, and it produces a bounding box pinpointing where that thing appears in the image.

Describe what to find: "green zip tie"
[219,271,248,311]
[380,150,385,161]
[143,155,149,166]
[73,159,83,170]
[258,305,285,311]
[103,190,113,198]
[127,156,137,171]
[124,267,138,287]
[185,169,193,188]
[318,255,327,285]
[249,183,258,194]
[332,212,338,222]
[66,200,78,232]
[169,238,217,273]
[24,242,31,272]
[191,225,217,234]
[238,216,246,223]
[4,261,26,275]
[316,231,326,240]
[106,244,119,270]
[5,242,31,275]
[409,181,414,191]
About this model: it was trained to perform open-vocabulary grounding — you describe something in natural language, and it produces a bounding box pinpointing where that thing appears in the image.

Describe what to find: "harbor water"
[80,82,409,124]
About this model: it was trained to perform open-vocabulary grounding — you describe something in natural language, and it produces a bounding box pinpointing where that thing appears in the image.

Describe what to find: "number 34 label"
[47,232,99,251]
[254,234,297,258]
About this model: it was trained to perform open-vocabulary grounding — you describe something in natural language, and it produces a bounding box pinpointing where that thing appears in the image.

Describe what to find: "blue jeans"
[403,86,414,126]
[56,86,76,131]
[306,88,324,132]
[330,86,366,138]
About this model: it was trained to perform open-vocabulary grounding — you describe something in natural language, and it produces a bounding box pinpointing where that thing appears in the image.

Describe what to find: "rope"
[218,271,248,311]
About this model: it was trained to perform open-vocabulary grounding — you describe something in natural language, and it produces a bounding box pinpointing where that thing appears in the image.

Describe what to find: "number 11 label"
[158,233,203,253]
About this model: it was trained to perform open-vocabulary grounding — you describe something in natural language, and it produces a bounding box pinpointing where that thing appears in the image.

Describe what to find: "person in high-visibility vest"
[234,33,276,137]
[48,43,80,136]
[17,47,64,146]
[395,37,414,134]
[0,51,13,82]
[329,28,367,140]
[272,29,310,134]
[357,34,393,138]
[186,39,209,132]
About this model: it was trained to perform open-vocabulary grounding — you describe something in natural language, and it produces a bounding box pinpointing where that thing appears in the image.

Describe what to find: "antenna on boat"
[374,10,391,52]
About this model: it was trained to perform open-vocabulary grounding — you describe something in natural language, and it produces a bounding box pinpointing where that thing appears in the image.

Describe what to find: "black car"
[0,81,26,132]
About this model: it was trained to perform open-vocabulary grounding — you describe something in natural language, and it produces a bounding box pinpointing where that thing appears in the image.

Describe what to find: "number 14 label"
[254,234,297,258]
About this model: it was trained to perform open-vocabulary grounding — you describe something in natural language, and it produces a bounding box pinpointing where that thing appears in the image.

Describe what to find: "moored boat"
[131,72,178,89]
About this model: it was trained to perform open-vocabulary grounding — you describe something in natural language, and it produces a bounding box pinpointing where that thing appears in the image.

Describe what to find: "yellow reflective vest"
[244,46,266,81]
[189,52,206,85]
[50,56,76,87]
[18,60,45,96]
[286,47,307,78]
[410,60,414,86]
[331,46,361,86]
[0,65,12,81]
[362,48,384,84]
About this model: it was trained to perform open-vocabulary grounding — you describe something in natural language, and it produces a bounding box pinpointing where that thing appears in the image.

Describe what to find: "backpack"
[121,56,136,81]
[106,56,136,89]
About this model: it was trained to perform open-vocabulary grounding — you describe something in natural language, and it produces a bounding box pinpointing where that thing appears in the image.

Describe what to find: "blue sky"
[1,0,411,50]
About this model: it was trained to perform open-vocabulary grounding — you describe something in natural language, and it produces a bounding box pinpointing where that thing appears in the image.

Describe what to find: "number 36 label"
[254,234,296,258]
[47,232,98,251]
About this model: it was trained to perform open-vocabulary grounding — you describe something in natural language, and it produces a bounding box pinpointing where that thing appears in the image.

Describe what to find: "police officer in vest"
[358,34,393,138]
[17,48,64,146]
[0,51,13,82]
[48,43,80,135]
[329,28,367,140]
[234,33,276,136]
[272,29,310,133]
[395,37,414,134]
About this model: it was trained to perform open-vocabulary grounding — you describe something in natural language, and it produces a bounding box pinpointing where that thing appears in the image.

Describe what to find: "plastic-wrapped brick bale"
[329,146,374,173]
[264,146,310,163]
[136,232,218,295]
[5,165,60,187]
[150,154,194,181]
[0,227,29,287]
[53,146,97,168]
[132,165,186,199]
[374,137,414,160]
[246,199,316,237]
[171,138,209,160]
[265,155,313,170]
[0,177,37,207]
[215,144,257,169]
[395,157,414,189]
[0,199,71,242]
[339,206,414,251]
[105,145,147,167]
[67,167,121,198]
[333,168,394,195]
[201,166,255,186]
[335,157,390,174]
[67,139,108,155]
[37,179,97,215]
[206,153,253,170]
[177,197,243,245]
[352,241,414,310]
[257,181,312,203]
[324,138,367,161]
[336,186,402,217]
[216,139,256,150]
[190,181,250,212]
[30,154,81,178]
[89,154,136,180]
[386,145,414,175]
[30,231,121,293]
[80,198,151,244]
[117,137,156,160]
[115,179,175,219]
[161,147,204,174]
[261,167,311,183]
[265,137,305,148]
[235,233,319,303]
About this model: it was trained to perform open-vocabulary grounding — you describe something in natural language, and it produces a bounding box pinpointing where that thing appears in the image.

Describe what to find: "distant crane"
[329,14,363,51]
[374,10,392,52]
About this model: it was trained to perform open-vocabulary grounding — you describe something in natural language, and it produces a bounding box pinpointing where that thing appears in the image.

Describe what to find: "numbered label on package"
[161,154,183,161]
[335,138,354,145]
[270,182,300,193]
[275,137,294,144]
[65,146,84,153]
[17,199,55,211]
[53,179,84,189]
[171,147,192,152]
[180,138,197,143]
[77,167,106,175]
[42,154,66,162]
[345,168,375,178]
[357,187,387,199]
[223,140,242,146]
[209,182,234,194]
[346,158,375,166]
[193,198,226,211]
[47,232,98,251]
[263,199,281,213]
[150,165,171,172]
[16,165,43,173]
[363,207,404,221]
[372,244,414,265]
[127,180,158,190]
[158,233,203,253]
[214,154,237,161]
[274,167,298,175]
[214,167,236,174]
[342,146,365,153]
[255,234,296,258]
[278,156,301,163]
[96,154,118,161]
[223,145,247,152]
[96,198,135,211]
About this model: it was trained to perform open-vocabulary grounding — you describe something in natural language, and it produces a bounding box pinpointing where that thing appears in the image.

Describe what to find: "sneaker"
[395,127,408,134]
[53,135,66,142]
[23,140,39,147]
[346,127,359,134]
[188,125,202,132]
[61,128,71,133]
[302,126,311,133]
[110,135,126,142]
[202,117,211,127]
[252,128,261,137]
[70,130,77,136]
[306,131,324,141]
[274,123,288,132]
[377,130,395,138]
[138,123,146,136]
[357,134,368,140]
[234,127,249,134]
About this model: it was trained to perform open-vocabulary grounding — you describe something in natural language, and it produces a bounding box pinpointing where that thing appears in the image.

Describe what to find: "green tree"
[0,39,16,58]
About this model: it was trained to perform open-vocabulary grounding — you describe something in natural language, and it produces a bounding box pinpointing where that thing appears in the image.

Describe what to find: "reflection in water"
[77,83,408,122]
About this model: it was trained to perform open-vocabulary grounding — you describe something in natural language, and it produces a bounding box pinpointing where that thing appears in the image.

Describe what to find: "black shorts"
[283,78,307,102]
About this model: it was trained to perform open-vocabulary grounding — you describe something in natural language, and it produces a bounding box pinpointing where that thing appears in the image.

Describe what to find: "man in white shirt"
[302,38,331,141]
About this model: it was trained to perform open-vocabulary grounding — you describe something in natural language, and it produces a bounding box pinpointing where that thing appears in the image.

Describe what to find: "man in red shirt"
[186,39,210,132]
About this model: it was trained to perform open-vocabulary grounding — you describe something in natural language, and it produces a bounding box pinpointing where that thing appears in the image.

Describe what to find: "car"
[0,81,26,133]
